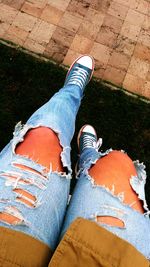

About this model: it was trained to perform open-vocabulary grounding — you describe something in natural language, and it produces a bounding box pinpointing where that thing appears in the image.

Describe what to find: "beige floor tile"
[12,11,37,32]
[103,65,126,86]
[63,49,81,66]
[96,26,118,48]
[136,0,149,15]
[102,14,123,34]
[70,34,93,54]
[114,0,130,7]
[24,38,45,54]
[91,42,112,64]
[41,4,63,25]
[85,8,105,26]
[0,22,10,38]
[67,0,90,18]
[91,0,111,13]
[107,1,129,20]
[134,43,150,62]
[115,35,136,56]
[4,25,28,45]
[58,11,82,33]
[142,16,150,31]
[108,51,131,71]
[94,59,106,79]
[0,3,18,24]
[138,29,150,48]
[78,20,100,40]
[44,39,68,63]
[121,21,141,41]
[29,20,56,45]
[147,66,150,81]
[125,9,145,27]
[21,1,43,17]
[47,0,70,11]
[123,73,145,96]
[10,0,24,10]
[52,27,75,48]
[25,0,47,9]
[129,0,139,9]
[143,81,150,98]
[128,56,149,79]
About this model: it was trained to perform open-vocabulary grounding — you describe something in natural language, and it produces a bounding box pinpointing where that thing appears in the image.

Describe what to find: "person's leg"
[0,55,94,250]
[61,125,150,259]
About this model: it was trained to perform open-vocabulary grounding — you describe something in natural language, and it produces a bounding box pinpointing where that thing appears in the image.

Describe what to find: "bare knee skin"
[89,151,144,227]
[16,126,64,172]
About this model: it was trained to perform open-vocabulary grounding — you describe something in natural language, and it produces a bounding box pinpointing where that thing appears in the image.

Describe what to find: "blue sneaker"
[77,125,102,154]
[64,55,95,91]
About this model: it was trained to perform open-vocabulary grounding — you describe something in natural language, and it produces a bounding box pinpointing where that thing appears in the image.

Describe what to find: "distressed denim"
[61,147,150,260]
[0,84,83,250]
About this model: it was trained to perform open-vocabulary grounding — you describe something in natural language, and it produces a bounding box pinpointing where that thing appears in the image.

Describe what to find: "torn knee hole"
[13,188,36,207]
[0,206,24,225]
[97,216,125,228]
[13,163,48,178]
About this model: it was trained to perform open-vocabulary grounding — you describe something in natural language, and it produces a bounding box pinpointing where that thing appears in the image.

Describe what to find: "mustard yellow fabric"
[49,218,149,267]
[0,218,149,267]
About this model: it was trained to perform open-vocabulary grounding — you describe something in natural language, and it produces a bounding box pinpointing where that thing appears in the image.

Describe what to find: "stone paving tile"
[40,4,63,25]
[78,20,100,40]
[94,59,106,79]
[123,73,145,96]
[0,22,10,38]
[103,65,126,86]
[114,35,136,56]
[108,51,131,71]
[12,11,37,32]
[128,57,149,79]
[102,14,123,34]
[70,34,93,54]
[143,81,150,98]
[9,0,24,10]
[85,8,105,26]
[4,24,28,45]
[24,38,45,54]
[47,0,70,11]
[91,42,112,64]
[96,26,118,48]
[107,1,129,20]
[134,43,150,62]
[1,0,150,99]
[138,28,150,48]
[51,27,75,48]
[67,0,90,18]
[125,9,145,27]
[44,39,68,63]
[63,49,81,66]
[91,0,111,13]
[29,20,56,46]
[0,3,18,24]
[21,1,43,17]
[120,21,141,41]
[58,11,82,33]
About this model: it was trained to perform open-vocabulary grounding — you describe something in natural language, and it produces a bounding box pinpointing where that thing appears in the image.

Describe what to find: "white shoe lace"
[65,66,90,90]
[82,134,102,151]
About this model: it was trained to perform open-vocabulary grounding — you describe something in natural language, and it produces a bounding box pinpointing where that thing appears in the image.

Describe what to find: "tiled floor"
[0,0,150,98]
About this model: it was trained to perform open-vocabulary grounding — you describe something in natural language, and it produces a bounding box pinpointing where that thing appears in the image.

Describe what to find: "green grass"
[0,42,150,205]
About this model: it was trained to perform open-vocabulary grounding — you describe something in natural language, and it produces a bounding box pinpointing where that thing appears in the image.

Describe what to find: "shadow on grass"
[0,42,150,206]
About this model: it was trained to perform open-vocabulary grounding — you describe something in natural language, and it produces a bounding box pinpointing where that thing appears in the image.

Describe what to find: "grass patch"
[0,42,150,205]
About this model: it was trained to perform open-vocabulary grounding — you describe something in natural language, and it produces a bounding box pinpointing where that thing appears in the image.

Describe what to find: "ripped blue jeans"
[0,84,83,250]
[0,83,150,259]
[61,147,150,259]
